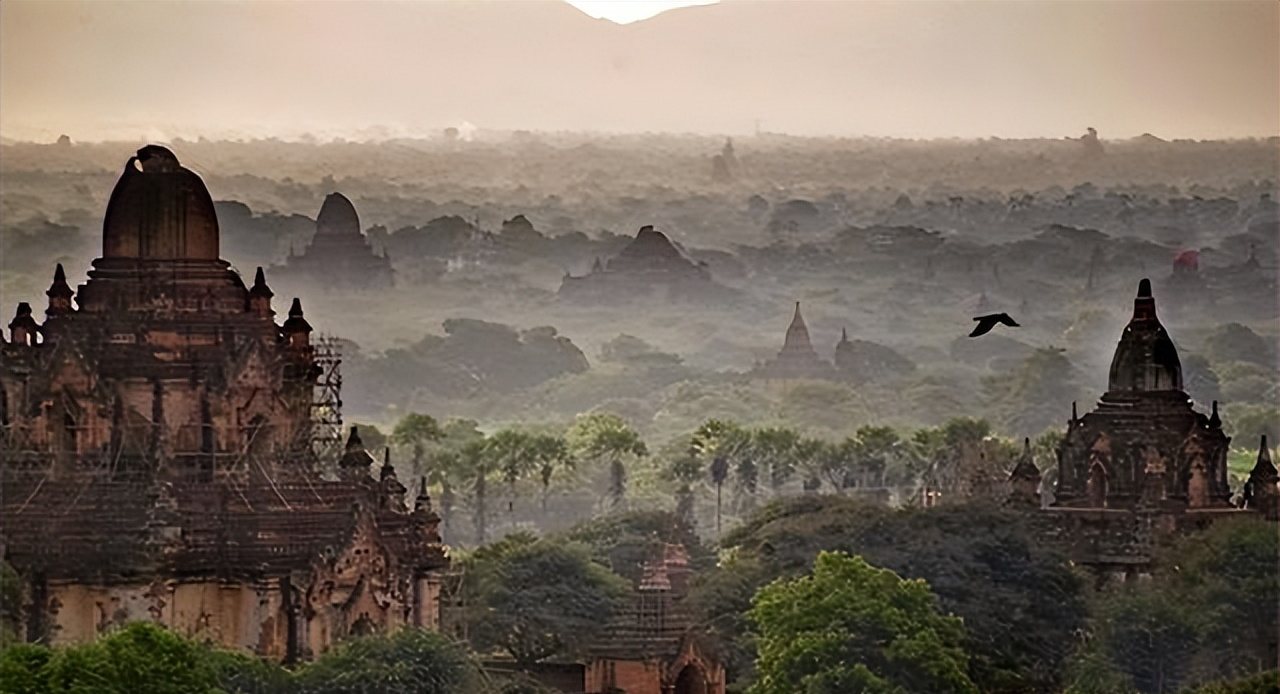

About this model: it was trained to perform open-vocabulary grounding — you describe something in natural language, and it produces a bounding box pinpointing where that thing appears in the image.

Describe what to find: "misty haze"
[1,2,1277,694]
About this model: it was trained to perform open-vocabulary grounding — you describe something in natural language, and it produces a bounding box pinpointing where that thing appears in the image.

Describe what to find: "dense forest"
[1,133,1277,693]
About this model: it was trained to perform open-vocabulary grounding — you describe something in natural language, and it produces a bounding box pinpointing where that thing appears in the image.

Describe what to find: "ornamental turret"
[281,298,312,349]
[1007,438,1042,507]
[1242,436,1278,520]
[45,264,75,317]
[248,267,274,319]
[338,426,375,480]
[7,303,38,346]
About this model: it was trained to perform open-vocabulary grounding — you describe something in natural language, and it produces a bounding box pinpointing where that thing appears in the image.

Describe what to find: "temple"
[0,146,447,659]
[584,543,724,694]
[752,303,834,380]
[274,192,394,289]
[559,226,730,303]
[1037,279,1276,574]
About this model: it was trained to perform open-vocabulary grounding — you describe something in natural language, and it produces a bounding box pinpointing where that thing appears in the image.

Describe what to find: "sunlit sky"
[566,0,718,24]
[1,0,1275,141]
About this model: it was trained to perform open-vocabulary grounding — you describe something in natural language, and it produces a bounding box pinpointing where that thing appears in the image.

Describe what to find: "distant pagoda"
[276,192,393,289]
[753,302,834,380]
[559,225,730,303]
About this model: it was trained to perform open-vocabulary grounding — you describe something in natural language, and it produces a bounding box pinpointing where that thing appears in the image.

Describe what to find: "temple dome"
[316,192,361,237]
[1107,279,1183,393]
[102,145,219,260]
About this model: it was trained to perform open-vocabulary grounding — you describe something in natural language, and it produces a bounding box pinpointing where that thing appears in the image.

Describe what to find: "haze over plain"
[1,0,1277,142]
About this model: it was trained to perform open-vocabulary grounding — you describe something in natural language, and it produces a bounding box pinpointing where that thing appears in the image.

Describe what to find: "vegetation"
[748,551,977,694]
[455,533,628,665]
[0,624,479,694]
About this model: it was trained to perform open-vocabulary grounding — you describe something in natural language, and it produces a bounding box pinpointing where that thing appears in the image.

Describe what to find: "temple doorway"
[674,664,707,694]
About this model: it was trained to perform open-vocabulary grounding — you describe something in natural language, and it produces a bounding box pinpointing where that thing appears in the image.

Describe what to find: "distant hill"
[1,0,1276,141]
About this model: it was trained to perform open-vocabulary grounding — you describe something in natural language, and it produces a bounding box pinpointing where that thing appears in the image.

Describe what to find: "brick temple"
[0,145,447,660]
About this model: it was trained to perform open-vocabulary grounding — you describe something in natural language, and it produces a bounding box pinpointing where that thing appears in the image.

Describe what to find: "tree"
[459,534,627,666]
[391,412,443,478]
[850,425,904,488]
[689,419,750,536]
[1,561,21,645]
[561,509,708,586]
[694,496,1087,693]
[1092,588,1201,694]
[1158,521,1279,683]
[748,551,978,694]
[667,452,703,529]
[486,429,539,524]
[749,426,801,495]
[530,433,574,515]
[567,412,647,511]
[456,439,493,546]
[295,628,479,694]
[0,643,53,694]
[421,419,484,541]
[42,622,218,694]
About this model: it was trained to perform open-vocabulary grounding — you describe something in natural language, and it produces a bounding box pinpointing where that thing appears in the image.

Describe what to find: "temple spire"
[415,476,433,513]
[248,266,274,318]
[45,264,75,317]
[1007,437,1042,509]
[1106,278,1182,393]
[1243,435,1278,519]
[281,298,312,347]
[8,303,39,346]
[338,426,375,480]
[784,302,813,350]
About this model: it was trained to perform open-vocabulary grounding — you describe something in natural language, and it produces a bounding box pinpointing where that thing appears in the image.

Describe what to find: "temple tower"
[754,302,834,380]
[276,192,394,289]
[0,146,446,660]
[1053,279,1231,511]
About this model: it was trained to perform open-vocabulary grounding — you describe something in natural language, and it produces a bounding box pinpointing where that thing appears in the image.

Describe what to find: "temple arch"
[673,663,708,694]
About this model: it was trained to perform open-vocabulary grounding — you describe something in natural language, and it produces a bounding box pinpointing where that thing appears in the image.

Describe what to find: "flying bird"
[969,313,1020,337]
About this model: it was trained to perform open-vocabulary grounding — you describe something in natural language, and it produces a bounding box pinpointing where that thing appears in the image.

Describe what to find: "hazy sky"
[1,0,1276,142]
[567,0,717,24]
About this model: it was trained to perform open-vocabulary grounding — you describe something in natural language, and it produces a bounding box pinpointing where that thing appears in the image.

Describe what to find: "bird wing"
[997,313,1020,327]
[969,318,996,337]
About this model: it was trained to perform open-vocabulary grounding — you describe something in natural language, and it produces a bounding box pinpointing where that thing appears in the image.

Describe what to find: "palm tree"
[689,419,748,537]
[567,412,647,512]
[423,418,484,541]
[529,433,573,515]
[390,412,443,478]
[462,439,493,545]
[486,429,537,527]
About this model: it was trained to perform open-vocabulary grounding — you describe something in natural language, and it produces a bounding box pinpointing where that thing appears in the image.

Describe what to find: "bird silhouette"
[969,313,1020,337]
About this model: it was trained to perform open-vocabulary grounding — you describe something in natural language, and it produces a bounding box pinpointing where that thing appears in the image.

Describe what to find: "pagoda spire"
[784,302,813,350]
[1242,435,1278,520]
[281,298,312,348]
[1007,437,1042,507]
[45,263,75,318]
[1106,278,1182,394]
[248,266,274,318]
[415,476,433,513]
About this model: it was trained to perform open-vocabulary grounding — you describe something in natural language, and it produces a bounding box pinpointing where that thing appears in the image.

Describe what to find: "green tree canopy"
[748,551,978,694]
[561,509,709,585]
[295,628,478,694]
[694,495,1086,693]
[459,533,627,666]
[41,622,218,694]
